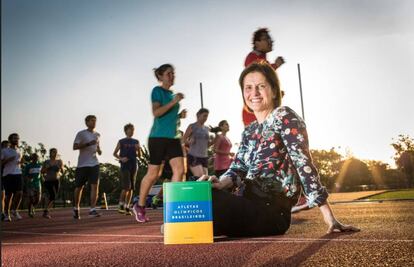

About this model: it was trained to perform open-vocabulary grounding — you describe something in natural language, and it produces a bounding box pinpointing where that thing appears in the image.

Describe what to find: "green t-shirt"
[24,162,42,189]
[149,86,180,139]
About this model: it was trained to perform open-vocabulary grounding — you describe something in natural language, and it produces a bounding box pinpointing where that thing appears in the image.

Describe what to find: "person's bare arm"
[198,175,233,190]
[73,140,96,150]
[40,163,47,175]
[273,56,285,69]
[136,144,142,158]
[319,202,360,233]
[152,93,184,117]
[19,155,24,165]
[97,143,102,156]
[182,125,193,146]
[58,160,64,173]
[113,142,121,160]
[178,109,187,119]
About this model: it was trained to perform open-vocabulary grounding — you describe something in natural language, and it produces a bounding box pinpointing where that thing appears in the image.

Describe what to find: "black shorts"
[148,138,183,165]
[187,154,208,168]
[120,168,137,190]
[75,165,100,188]
[2,174,23,194]
[44,180,60,201]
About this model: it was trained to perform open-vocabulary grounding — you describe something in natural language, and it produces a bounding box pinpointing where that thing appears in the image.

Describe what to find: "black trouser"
[212,187,292,237]
[44,180,59,201]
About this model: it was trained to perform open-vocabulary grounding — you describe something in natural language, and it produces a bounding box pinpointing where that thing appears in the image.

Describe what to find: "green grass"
[367,189,414,200]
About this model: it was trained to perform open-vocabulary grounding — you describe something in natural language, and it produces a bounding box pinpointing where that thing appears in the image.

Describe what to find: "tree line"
[16,134,414,208]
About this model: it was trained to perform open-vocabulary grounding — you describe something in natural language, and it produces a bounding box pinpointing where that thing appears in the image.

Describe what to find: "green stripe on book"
[164,181,212,202]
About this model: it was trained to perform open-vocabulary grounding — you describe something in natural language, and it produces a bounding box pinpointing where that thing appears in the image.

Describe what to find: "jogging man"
[1,140,10,221]
[243,28,285,126]
[23,153,42,218]
[113,123,141,216]
[1,133,24,221]
[73,115,102,219]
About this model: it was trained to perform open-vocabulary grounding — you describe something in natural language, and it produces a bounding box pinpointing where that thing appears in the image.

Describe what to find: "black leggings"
[212,188,292,237]
[44,180,59,201]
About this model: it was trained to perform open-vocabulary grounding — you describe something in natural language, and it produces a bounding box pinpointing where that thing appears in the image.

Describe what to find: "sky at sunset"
[2,0,413,167]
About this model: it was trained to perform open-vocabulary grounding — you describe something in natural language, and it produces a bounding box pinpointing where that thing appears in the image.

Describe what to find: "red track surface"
[2,201,414,266]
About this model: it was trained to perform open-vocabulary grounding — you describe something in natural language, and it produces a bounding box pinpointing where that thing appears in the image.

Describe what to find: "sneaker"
[43,210,51,219]
[160,224,164,234]
[73,209,81,220]
[11,210,22,220]
[151,196,161,209]
[29,208,35,218]
[117,205,125,214]
[132,203,148,223]
[89,209,101,217]
[125,207,132,216]
[4,214,11,222]
[1,213,5,221]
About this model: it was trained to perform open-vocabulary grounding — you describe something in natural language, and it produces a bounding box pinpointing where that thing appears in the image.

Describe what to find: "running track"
[2,201,414,266]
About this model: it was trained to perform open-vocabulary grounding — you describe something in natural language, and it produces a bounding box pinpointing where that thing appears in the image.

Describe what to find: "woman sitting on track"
[199,62,360,237]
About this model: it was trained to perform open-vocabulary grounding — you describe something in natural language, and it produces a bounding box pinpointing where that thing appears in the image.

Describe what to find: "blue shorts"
[187,154,208,168]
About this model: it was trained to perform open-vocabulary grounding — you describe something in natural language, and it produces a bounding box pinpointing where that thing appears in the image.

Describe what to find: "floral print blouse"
[222,106,328,208]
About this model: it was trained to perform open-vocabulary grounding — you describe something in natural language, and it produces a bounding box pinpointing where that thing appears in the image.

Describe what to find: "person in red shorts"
[243,28,285,126]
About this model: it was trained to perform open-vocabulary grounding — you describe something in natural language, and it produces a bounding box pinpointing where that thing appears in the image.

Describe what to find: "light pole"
[297,63,305,120]
[199,82,204,108]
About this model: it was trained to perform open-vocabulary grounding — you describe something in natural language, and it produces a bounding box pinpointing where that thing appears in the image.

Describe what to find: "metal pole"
[200,82,204,108]
[297,64,305,120]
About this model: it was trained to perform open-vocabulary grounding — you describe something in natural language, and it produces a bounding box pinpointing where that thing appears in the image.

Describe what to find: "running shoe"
[3,214,11,222]
[73,209,81,220]
[28,207,36,218]
[151,195,161,209]
[132,203,148,223]
[117,205,126,214]
[125,207,132,216]
[43,210,51,219]
[11,210,22,220]
[89,209,101,217]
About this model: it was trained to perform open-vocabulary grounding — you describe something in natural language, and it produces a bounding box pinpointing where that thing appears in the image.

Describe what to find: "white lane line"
[2,231,414,246]
[3,231,414,243]
[4,231,414,243]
